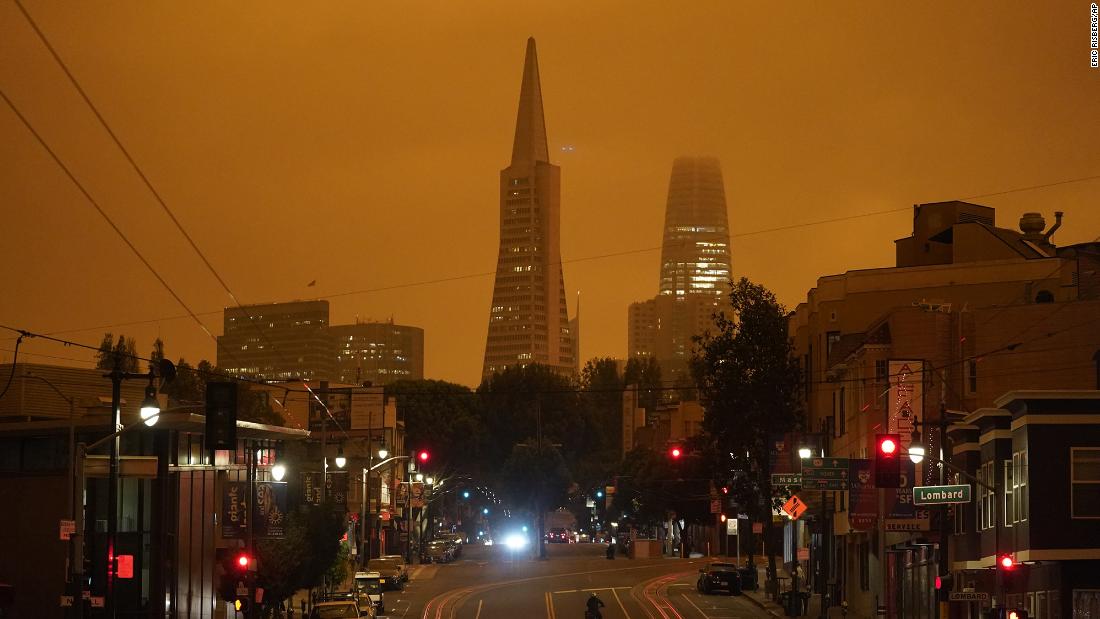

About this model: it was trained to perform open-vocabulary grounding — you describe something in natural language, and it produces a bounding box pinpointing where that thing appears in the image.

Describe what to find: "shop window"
[1070,448,1100,518]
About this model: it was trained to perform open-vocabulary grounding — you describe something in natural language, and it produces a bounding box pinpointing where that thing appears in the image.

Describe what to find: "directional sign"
[914,485,972,506]
[771,473,802,487]
[782,495,808,520]
[949,592,989,602]
[801,457,850,490]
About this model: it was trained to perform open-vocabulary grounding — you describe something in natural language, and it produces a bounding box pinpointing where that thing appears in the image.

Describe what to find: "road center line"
[612,586,632,619]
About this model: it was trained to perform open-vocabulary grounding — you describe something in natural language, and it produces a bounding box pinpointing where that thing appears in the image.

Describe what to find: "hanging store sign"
[888,360,924,452]
[254,481,288,538]
[223,481,248,538]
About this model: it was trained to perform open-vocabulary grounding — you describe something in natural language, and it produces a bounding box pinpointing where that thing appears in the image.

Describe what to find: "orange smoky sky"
[1,1,1098,387]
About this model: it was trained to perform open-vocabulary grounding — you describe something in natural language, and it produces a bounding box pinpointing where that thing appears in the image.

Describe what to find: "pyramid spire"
[511,37,550,165]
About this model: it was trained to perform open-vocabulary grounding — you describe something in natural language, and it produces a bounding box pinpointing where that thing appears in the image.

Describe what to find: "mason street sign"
[801,457,850,491]
[771,473,802,487]
[914,484,972,505]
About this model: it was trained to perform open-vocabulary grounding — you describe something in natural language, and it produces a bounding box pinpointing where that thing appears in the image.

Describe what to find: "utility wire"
[0,86,218,343]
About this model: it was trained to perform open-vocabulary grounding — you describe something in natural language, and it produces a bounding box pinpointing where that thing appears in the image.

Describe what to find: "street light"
[426,476,435,486]
[909,443,926,464]
[378,445,389,460]
[271,462,287,482]
[139,381,160,427]
[798,447,813,459]
[416,473,424,482]
[335,446,347,469]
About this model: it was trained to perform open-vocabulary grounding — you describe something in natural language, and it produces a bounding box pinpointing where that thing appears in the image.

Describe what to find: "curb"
[743,591,785,618]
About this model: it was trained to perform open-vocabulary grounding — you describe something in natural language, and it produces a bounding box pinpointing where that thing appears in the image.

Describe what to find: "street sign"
[752,522,763,534]
[726,519,738,535]
[60,519,75,540]
[60,595,74,607]
[772,473,802,487]
[949,592,989,602]
[781,495,808,519]
[236,582,248,596]
[801,457,850,490]
[914,484,972,505]
[797,547,809,561]
[710,499,721,514]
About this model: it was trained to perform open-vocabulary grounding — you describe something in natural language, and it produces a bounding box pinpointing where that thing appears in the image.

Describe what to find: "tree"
[95,332,139,372]
[220,503,345,613]
[499,440,572,557]
[148,338,165,373]
[385,379,484,476]
[163,357,284,426]
[692,277,802,585]
[575,358,623,489]
[623,356,662,413]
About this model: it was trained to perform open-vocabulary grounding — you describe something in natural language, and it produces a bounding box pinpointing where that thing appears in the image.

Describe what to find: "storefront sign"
[302,472,323,505]
[888,361,923,452]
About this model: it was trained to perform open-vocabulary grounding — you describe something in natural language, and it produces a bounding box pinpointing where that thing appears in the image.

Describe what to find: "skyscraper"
[628,157,731,380]
[483,38,575,379]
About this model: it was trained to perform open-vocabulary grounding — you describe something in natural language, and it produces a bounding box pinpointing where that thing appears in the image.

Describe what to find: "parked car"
[546,527,570,543]
[353,570,384,614]
[381,554,410,582]
[438,533,463,557]
[696,562,742,595]
[366,558,405,590]
[421,539,455,563]
[310,600,368,618]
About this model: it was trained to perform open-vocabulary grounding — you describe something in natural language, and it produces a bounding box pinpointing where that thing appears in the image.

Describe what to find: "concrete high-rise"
[218,300,334,381]
[628,157,731,380]
[483,38,575,379]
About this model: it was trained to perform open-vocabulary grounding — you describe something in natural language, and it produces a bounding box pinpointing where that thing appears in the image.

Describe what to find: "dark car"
[421,540,454,564]
[546,527,569,543]
[696,562,742,595]
[366,558,405,590]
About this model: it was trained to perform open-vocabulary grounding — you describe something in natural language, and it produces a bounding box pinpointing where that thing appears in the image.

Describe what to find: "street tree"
[692,277,803,586]
[499,439,571,557]
[623,356,662,413]
[386,379,484,476]
[95,332,139,372]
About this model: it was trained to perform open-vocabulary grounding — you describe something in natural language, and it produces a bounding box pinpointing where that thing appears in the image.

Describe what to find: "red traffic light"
[999,554,1015,569]
[879,437,897,455]
[670,447,682,459]
[237,553,250,569]
[418,450,430,463]
[721,486,729,494]
[934,576,942,590]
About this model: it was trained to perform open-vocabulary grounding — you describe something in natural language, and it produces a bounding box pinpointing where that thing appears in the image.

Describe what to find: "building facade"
[218,300,334,381]
[0,363,307,618]
[627,157,731,381]
[482,38,576,379]
[788,202,1100,619]
[217,301,425,386]
[330,320,424,385]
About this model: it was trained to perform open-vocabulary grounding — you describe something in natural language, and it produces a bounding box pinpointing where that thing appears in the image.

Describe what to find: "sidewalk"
[741,565,823,618]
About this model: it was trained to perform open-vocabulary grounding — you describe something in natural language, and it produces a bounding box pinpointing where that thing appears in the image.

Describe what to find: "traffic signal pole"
[937,404,949,619]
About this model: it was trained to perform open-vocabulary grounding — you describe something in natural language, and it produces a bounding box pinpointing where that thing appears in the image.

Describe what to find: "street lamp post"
[104,361,171,619]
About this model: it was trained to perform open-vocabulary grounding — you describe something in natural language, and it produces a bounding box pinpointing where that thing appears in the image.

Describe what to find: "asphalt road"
[378,542,772,619]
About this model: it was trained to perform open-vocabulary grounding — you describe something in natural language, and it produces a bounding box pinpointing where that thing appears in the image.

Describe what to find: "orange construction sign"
[782,495,808,520]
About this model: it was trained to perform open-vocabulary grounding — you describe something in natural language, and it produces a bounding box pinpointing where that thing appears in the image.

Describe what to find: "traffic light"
[874,434,901,488]
[721,486,729,494]
[935,573,953,599]
[669,446,683,459]
[418,450,430,464]
[206,382,238,455]
[462,490,470,499]
[234,597,250,613]
[236,552,250,570]
[999,554,1016,570]
[1008,609,1028,619]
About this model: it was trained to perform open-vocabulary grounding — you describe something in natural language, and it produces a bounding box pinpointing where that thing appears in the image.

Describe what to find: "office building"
[627,157,732,381]
[218,300,334,381]
[483,38,576,378]
[330,320,424,385]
